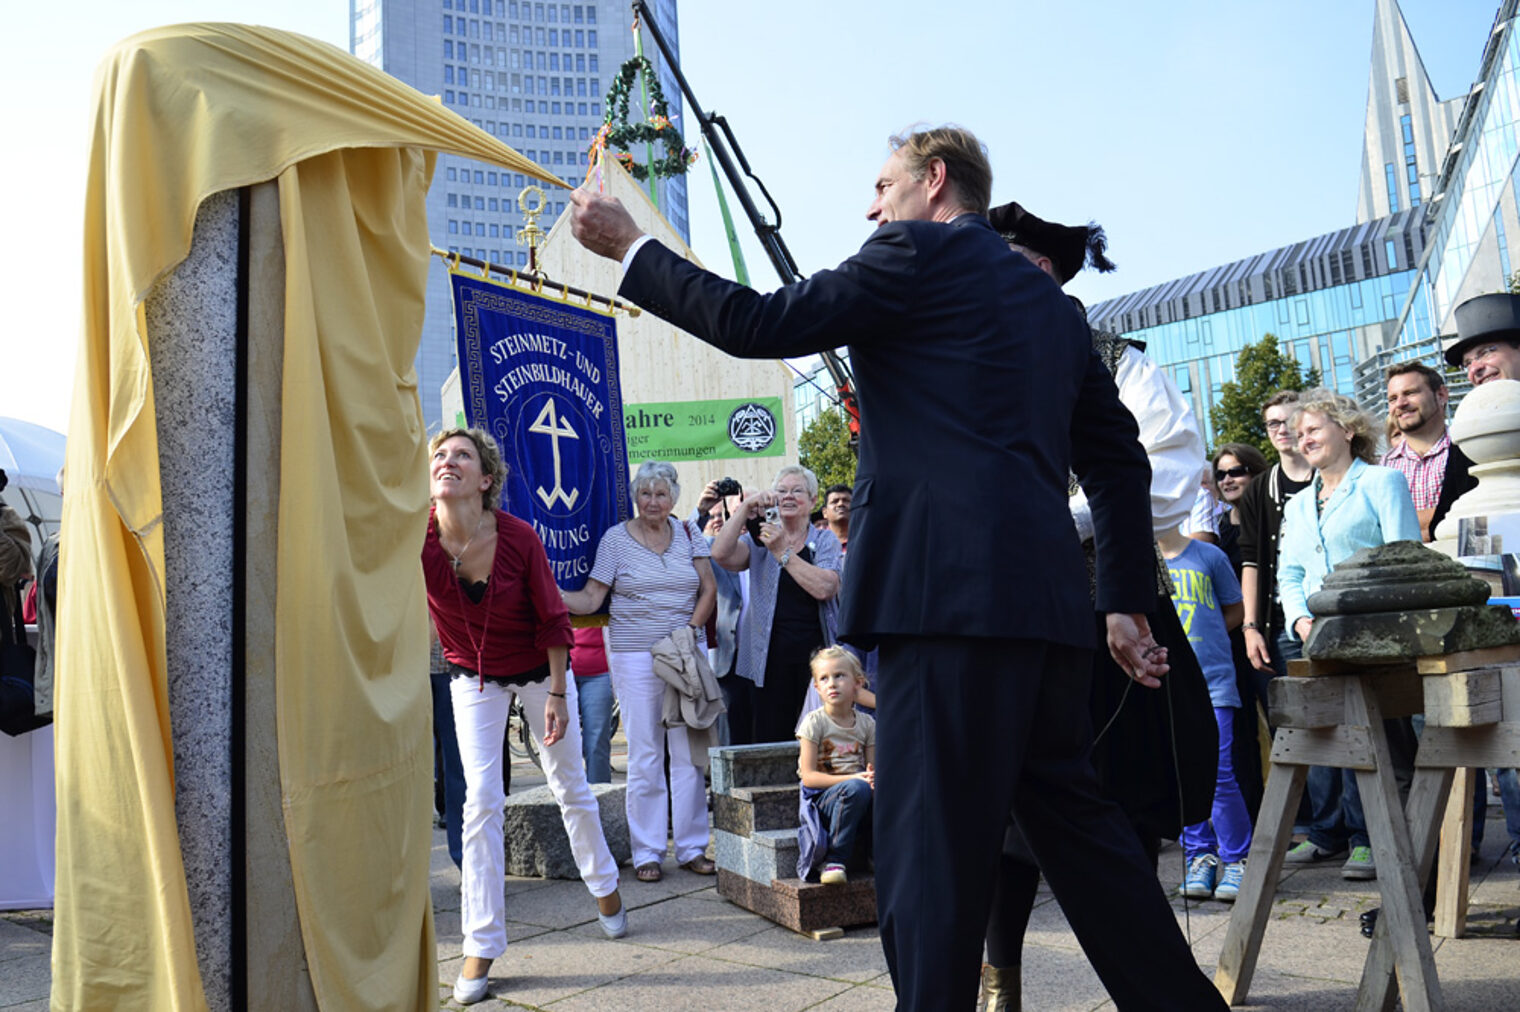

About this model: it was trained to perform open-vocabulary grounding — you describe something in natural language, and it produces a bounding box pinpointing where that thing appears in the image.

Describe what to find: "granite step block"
[709,742,801,797]
[713,827,799,886]
[717,867,878,935]
[713,784,802,836]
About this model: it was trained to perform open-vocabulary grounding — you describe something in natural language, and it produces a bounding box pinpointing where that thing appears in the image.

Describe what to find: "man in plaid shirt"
[1379,361,1473,541]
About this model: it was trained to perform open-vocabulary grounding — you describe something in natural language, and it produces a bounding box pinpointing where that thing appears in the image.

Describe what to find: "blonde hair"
[1289,388,1378,464]
[429,427,509,509]
[810,645,867,686]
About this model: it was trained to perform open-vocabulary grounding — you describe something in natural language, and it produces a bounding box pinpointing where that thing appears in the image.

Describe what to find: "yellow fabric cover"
[54,23,566,1011]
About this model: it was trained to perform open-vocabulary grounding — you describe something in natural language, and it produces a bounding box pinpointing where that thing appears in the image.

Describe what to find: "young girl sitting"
[796,647,876,885]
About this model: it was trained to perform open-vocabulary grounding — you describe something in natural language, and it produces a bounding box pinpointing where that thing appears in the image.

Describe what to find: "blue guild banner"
[450,271,629,589]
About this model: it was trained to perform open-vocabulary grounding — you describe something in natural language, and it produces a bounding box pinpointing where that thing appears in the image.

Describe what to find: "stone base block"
[710,742,801,797]
[713,828,798,885]
[713,785,801,836]
[501,783,629,879]
[716,868,877,934]
[1305,604,1520,662]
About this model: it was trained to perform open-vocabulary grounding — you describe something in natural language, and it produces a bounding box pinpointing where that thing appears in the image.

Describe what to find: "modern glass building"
[1088,213,1426,440]
[1391,0,1520,361]
[351,0,689,432]
[1091,0,1520,443]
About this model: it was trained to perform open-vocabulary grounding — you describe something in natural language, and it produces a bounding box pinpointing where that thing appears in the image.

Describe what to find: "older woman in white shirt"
[563,461,716,883]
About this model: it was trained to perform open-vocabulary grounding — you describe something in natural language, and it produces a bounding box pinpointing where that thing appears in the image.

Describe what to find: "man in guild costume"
[978,202,1225,1010]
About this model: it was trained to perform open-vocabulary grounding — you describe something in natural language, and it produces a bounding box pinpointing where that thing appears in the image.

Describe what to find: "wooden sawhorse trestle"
[1213,646,1520,1012]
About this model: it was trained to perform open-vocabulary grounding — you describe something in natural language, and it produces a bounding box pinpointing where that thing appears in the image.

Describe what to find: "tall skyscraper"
[1091,0,1520,439]
[1354,0,1464,223]
[351,0,689,432]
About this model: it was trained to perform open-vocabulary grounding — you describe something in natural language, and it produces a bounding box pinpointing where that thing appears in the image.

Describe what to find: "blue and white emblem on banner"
[450,271,629,589]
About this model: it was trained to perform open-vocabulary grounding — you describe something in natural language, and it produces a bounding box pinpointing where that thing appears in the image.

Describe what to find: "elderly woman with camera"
[563,460,717,882]
[709,464,843,744]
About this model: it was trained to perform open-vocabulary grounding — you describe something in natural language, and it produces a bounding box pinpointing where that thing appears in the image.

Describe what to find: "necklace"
[450,536,497,689]
[442,512,488,571]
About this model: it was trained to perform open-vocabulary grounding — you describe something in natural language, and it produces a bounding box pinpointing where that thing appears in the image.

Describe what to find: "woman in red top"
[424,428,626,1005]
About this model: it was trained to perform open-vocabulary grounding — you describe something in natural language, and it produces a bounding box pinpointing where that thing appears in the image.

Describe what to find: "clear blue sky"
[0,1,1501,433]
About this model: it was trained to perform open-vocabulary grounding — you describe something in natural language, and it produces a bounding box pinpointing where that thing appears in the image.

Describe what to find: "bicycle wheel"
[504,698,534,761]
[508,697,543,771]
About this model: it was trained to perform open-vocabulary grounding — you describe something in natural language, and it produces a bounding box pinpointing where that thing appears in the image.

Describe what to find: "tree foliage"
[798,407,856,491]
[1211,333,1321,461]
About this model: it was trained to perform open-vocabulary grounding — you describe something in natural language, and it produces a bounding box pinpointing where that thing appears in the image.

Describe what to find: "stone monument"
[1430,378,1520,565]
[1303,540,1520,660]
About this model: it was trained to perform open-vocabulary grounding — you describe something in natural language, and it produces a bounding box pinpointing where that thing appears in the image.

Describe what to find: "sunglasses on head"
[1215,466,1252,482]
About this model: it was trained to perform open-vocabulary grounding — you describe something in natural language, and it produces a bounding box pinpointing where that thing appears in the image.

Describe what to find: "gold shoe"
[980,963,1020,1012]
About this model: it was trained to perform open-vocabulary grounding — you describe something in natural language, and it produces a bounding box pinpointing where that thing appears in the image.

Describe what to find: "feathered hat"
[987,201,1115,285]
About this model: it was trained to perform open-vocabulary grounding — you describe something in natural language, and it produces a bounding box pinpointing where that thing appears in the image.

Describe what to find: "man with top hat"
[1448,291,1520,387]
[978,201,1224,1009]
[569,126,1226,1012]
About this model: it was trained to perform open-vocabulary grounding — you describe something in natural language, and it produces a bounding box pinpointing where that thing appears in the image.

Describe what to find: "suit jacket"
[1430,442,1477,539]
[1277,458,1421,632]
[621,216,1155,649]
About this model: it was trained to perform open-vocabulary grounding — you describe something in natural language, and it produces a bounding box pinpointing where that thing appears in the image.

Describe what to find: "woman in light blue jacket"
[1277,392,1421,639]
[1277,389,1419,881]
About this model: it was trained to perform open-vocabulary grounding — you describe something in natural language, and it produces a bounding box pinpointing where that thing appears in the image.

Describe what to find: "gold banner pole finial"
[516,185,547,275]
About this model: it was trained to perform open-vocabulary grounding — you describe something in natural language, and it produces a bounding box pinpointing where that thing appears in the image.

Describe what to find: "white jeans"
[608,650,710,867]
[450,672,620,960]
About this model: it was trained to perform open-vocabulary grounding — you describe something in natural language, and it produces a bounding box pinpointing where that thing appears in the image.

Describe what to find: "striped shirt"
[590,517,710,652]
[1380,430,1450,511]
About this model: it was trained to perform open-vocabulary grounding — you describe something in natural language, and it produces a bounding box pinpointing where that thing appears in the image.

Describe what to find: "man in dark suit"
[570,126,1224,1011]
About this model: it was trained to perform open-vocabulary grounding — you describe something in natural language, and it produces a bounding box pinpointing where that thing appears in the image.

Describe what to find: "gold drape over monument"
[55,23,566,1010]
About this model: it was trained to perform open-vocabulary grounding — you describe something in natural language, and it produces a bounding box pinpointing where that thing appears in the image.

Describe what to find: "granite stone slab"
[546,952,854,1012]
[1306,603,1520,661]
[710,742,802,796]
[717,868,877,934]
[148,187,240,1012]
[714,828,799,886]
[713,784,802,836]
[702,922,887,982]
[500,782,630,878]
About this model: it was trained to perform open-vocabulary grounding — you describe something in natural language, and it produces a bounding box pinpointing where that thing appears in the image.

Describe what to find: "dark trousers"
[873,636,1224,1012]
[430,670,467,867]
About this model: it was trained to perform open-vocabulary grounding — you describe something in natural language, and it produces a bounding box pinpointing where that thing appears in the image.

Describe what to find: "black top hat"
[1446,292,1520,365]
[986,201,1115,285]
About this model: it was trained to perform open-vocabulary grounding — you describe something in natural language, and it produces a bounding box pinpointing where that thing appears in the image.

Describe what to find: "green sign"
[624,397,785,461]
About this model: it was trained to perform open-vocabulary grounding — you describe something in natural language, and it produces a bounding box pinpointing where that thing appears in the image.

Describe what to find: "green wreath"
[601,56,696,181]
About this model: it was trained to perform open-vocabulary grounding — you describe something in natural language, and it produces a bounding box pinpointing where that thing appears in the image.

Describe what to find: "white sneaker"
[820,863,848,885]
[598,904,628,939]
[453,971,489,1005]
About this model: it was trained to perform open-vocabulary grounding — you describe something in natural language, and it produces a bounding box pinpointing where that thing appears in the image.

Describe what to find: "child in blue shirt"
[1160,527,1251,902]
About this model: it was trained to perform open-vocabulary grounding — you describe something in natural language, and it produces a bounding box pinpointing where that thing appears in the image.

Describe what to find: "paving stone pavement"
[6,753,1520,1010]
